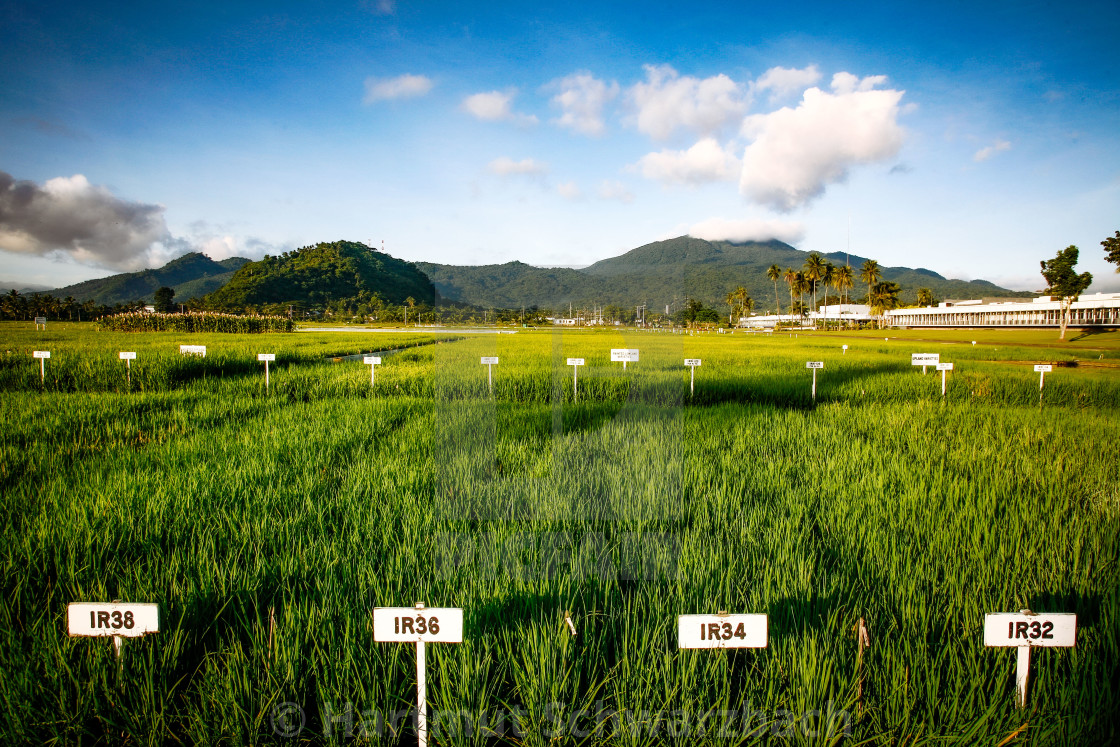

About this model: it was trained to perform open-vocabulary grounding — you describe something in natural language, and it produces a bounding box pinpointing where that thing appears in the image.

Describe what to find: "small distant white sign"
[684,358,702,367]
[32,350,50,359]
[806,361,824,369]
[912,353,940,366]
[936,362,954,371]
[373,607,463,643]
[257,353,275,362]
[480,356,499,365]
[842,345,849,350]
[678,614,767,649]
[180,345,206,357]
[984,613,1076,648]
[1034,364,1053,373]
[566,358,585,366]
[34,317,47,325]
[610,349,639,362]
[119,352,137,360]
[68,603,160,638]
[364,356,382,365]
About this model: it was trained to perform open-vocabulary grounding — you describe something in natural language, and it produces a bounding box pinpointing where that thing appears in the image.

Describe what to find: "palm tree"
[834,264,854,327]
[869,281,902,328]
[766,264,782,317]
[791,299,808,322]
[405,296,416,325]
[725,289,739,325]
[917,287,934,307]
[793,272,810,313]
[821,262,835,328]
[783,267,797,314]
[736,287,752,324]
[803,252,826,315]
[859,259,881,309]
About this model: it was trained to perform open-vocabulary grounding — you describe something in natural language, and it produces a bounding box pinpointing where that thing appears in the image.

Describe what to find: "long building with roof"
[887,293,1120,328]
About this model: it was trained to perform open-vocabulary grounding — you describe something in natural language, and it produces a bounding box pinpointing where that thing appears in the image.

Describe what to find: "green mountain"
[203,240,435,310]
[46,252,250,306]
[418,236,1034,311]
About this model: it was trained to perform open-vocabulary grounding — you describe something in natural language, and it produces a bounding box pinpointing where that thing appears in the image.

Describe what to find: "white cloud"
[0,170,174,270]
[634,138,740,185]
[487,157,548,176]
[753,65,822,100]
[598,180,634,203]
[627,64,747,141]
[739,74,906,211]
[974,139,1011,162]
[556,181,583,200]
[547,72,619,136]
[461,90,538,126]
[363,74,434,103]
[687,217,806,244]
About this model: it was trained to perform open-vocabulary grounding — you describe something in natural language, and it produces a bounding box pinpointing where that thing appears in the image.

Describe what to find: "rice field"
[1,322,1117,745]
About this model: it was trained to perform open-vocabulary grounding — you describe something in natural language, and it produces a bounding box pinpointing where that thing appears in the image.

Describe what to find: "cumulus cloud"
[556,181,583,200]
[461,90,538,126]
[635,138,740,185]
[688,217,806,244]
[487,157,548,176]
[974,139,1011,162]
[753,65,822,100]
[628,64,747,141]
[598,180,634,203]
[738,73,906,211]
[547,72,619,137]
[0,170,176,270]
[363,74,434,103]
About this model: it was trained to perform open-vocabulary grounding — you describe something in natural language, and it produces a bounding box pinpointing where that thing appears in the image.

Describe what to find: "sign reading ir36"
[373,607,463,643]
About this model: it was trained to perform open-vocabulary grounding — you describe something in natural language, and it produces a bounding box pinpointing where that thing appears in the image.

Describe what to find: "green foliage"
[45,252,249,305]
[204,240,435,312]
[1041,245,1093,300]
[97,311,294,334]
[1101,230,1120,272]
[153,286,175,313]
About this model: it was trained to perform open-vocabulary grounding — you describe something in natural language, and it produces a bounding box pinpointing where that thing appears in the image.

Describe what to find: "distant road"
[297,326,518,334]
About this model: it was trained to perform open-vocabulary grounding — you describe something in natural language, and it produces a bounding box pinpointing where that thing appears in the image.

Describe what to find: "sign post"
[842,344,849,355]
[566,358,585,402]
[258,354,275,391]
[936,361,953,396]
[984,610,1076,708]
[610,348,639,370]
[806,361,823,400]
[912,353,940,375]
[679,611,767,649]
[68,602,159,665]
[684,358,701,395]
[33,350,50,383]
[373,603,464,747]
[119,352,137,387]
[1034,364,1052,405]
[364,356,382,388]
[34,316,46,330]
[179,345,206,357]
[480,356,499,395]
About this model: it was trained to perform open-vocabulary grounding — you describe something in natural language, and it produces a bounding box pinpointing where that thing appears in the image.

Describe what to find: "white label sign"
[1034,364,1053,373]
[678,614,767,649]
[936,362,954,371]
[364,356,382,365]
[912,353,940,366]
[257,353,275,362]
[566,358,585,366]
[610,349,639,362]
[33,350,50,359]
[68,603,160,638]
[34,317,46,324]
[684,359,702,366]
[373,607,463,643]
[180,345,206,356]
[480,356,499,365]
[842,345,849,350]
[984,613,1076,648]
[119,352,137,360]
[806,361,824,369]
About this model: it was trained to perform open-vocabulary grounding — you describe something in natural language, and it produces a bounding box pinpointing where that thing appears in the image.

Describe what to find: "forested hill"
[203,240,435,311]
[418,236,1033,311]
[46,252,249,306]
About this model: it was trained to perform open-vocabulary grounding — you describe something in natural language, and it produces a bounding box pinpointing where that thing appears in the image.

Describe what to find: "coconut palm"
[859,259,881,308]
[834,264,855,327]
[766,264,782,317]
[803,252,826,314]
[869,280,902,328]
[821,262,836,328]
[725,289,739,324]
[917,287,934,307]
[783,267,797,313]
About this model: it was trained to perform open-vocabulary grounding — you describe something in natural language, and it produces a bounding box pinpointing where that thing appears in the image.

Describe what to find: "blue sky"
[2,0,1118,291]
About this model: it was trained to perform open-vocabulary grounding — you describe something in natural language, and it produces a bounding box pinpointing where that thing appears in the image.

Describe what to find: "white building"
[738,304,871,328]
[887,293,1120,328]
